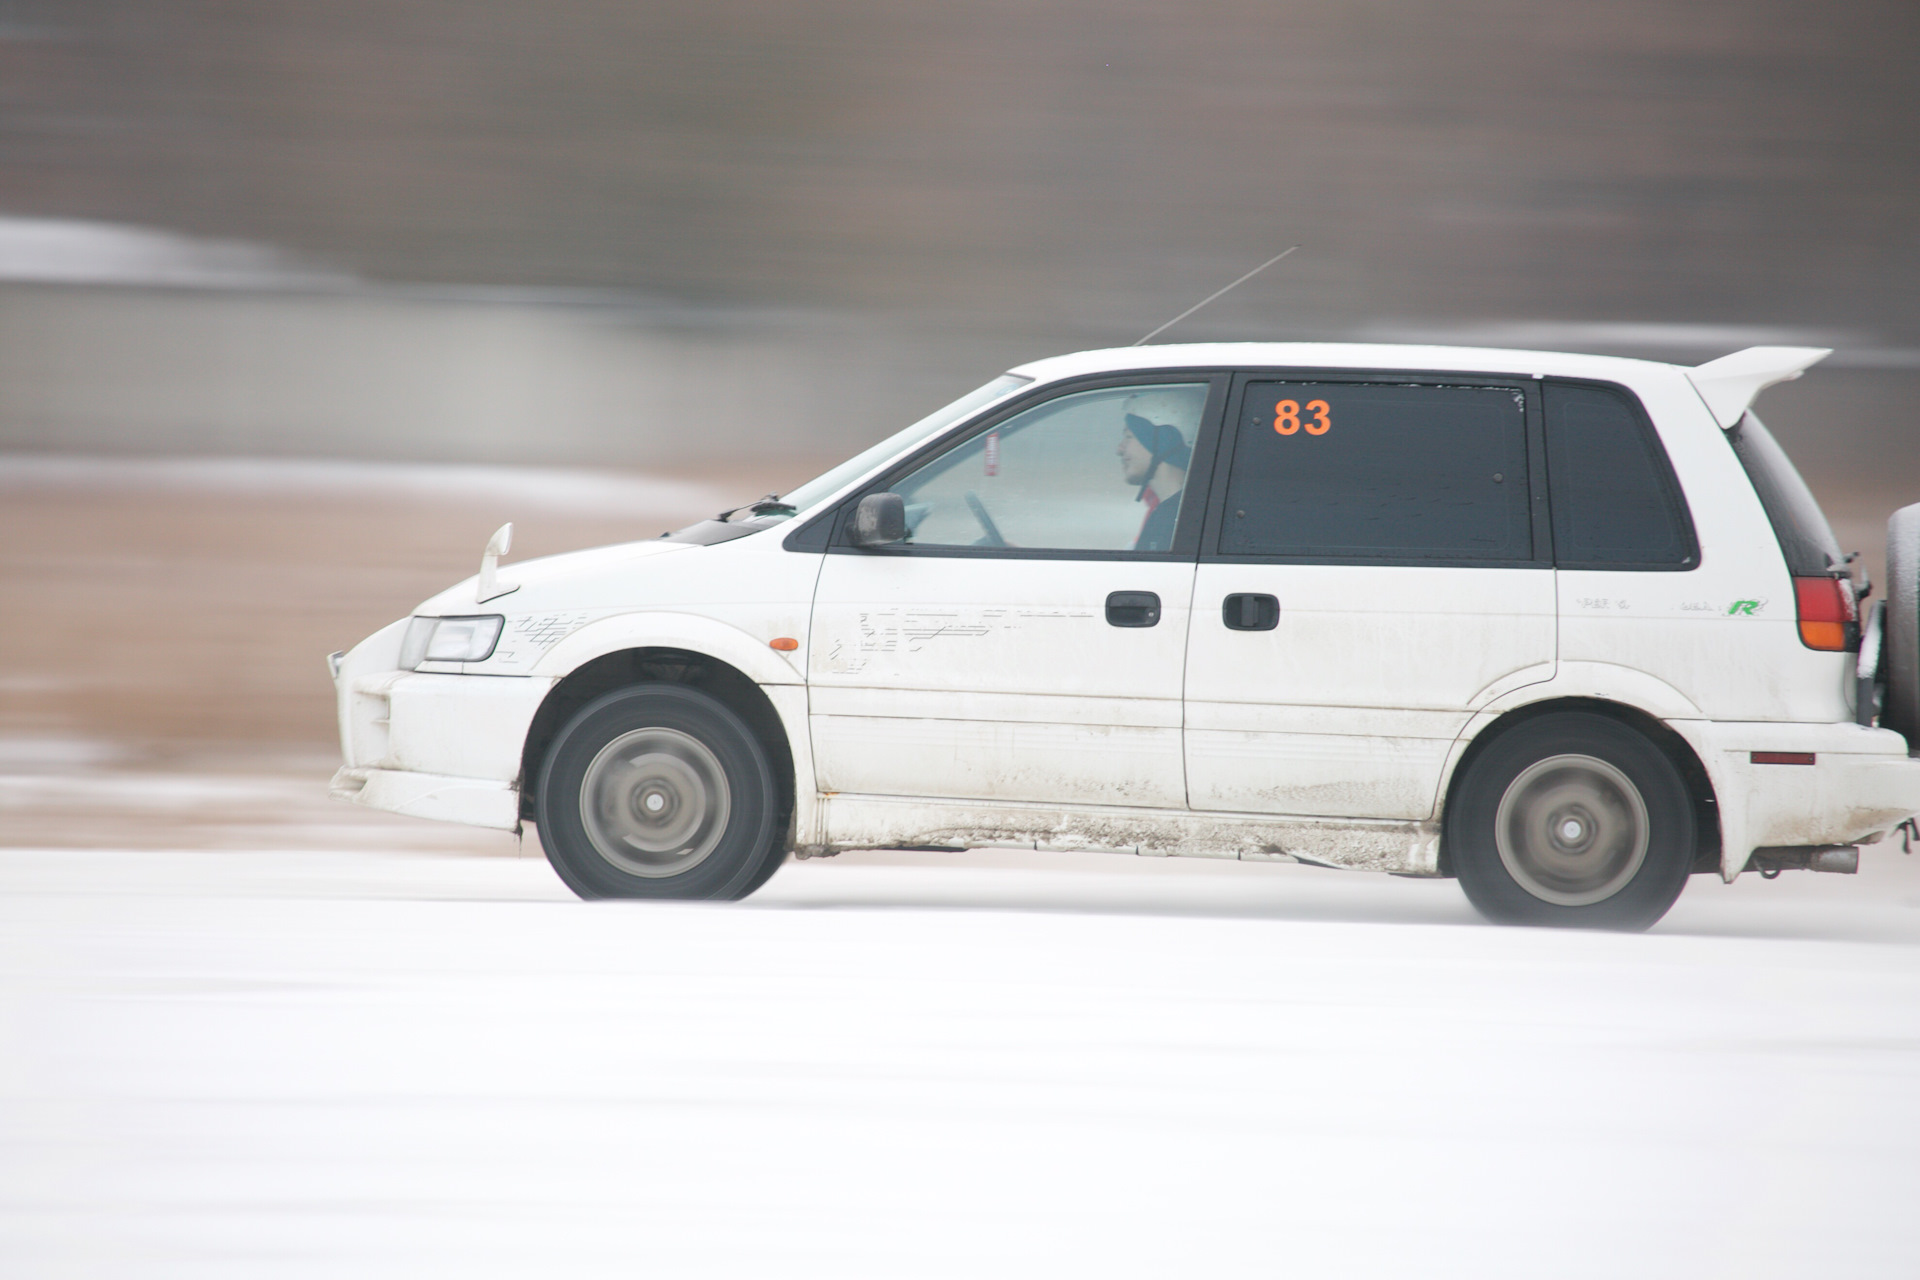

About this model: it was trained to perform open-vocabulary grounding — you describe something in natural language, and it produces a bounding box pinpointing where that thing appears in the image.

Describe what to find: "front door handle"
[1223,593,1279,631]
[1106,591,1161,628]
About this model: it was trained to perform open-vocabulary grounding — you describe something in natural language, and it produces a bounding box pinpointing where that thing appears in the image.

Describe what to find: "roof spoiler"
[1687,346,1832,429]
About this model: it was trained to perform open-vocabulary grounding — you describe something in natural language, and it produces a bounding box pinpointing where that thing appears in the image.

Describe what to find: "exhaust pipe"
[1750,845,1860,878]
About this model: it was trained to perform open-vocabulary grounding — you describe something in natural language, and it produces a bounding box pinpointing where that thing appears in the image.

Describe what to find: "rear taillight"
[1793,576,1857,651]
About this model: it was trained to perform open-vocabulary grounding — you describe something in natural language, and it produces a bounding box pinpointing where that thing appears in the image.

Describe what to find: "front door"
[1184,374,1557,820]
[810,377,1223,810]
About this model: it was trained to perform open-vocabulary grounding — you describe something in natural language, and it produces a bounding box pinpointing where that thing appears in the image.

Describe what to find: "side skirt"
[805,792,1442,875]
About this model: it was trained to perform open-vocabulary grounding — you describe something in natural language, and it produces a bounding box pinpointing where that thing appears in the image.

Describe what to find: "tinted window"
[1543,383,1696,569]
[1219,381,1532,561]
[889,383,1208,552]
[1726,411,1844,577]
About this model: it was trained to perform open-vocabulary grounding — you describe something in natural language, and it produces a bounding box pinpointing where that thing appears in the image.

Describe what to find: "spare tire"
[1885,503,1920,745]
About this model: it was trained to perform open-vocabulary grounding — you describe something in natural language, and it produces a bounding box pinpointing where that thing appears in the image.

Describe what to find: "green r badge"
[1728,599,1762,616]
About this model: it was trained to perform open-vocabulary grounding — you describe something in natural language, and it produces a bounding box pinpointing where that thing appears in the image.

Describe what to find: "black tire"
[1884,503,1920,744]
[535,684,786,901]
[1445,713,1695,931]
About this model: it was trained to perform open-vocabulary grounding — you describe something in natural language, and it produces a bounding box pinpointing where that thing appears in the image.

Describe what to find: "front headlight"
[399,614,505,668]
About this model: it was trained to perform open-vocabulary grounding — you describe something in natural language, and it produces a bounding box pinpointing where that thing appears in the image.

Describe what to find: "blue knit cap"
[1124,414,1192,469]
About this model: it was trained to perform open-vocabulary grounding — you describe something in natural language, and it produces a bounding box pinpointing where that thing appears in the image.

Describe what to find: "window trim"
[813,370,1232,561]
[1199,367,1555,569]
[1541,376,1700,573]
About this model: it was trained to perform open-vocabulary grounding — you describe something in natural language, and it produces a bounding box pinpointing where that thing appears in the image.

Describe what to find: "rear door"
[1183,372,1557,820]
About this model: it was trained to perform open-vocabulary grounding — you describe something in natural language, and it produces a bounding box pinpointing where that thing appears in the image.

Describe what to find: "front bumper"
[337,670,555,782]
[330,620,555,830]
[330,766,521,830]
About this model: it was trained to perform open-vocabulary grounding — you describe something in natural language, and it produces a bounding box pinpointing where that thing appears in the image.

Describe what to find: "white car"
[328,342,1920,928]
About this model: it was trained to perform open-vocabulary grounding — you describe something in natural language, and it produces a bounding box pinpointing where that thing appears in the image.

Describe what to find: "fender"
[1522,662,1706,721]
[528,609,821,847]
[1432,662,1715,864]
[532,609,807,687]
[1660,719,1745,881]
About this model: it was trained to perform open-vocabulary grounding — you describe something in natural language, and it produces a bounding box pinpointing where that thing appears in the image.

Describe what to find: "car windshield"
[741,373,1032,521]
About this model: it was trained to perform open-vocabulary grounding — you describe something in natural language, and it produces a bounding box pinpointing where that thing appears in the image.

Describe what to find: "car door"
[1183,372,1557,820]
[809,375,1224,810]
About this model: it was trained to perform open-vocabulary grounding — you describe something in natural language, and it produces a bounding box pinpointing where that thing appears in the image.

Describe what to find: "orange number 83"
[1274,399,1331,436]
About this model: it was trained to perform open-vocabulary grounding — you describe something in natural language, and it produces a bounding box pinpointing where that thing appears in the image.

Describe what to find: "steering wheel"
[963,491,1007,548]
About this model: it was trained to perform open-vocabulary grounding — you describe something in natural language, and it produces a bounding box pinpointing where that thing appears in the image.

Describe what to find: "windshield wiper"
[717,493,796,522]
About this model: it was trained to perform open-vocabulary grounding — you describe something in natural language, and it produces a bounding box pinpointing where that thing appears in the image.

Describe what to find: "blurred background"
[3,0,1918,847]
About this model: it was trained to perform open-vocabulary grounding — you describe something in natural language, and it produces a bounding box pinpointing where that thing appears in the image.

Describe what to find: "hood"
[414,537,696,616]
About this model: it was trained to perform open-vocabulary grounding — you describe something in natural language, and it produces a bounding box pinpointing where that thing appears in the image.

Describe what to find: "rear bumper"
[1680,721,1920,879]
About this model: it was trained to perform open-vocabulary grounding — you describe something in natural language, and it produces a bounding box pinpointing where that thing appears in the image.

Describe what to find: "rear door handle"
[1106,591,1161,628]
[1223,593,1279,631]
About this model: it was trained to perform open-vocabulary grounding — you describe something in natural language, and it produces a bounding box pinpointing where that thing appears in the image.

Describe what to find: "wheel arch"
[1436,696,1720,877]
[518,647,796,834]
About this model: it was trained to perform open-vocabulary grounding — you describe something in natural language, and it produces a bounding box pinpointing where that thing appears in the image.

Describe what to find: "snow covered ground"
[4,845,1919,1278]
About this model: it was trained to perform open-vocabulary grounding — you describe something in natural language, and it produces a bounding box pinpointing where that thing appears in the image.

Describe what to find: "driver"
[1117,412,1191,551]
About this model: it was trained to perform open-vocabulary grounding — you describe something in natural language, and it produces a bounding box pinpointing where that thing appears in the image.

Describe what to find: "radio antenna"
[1131,246,1298,346]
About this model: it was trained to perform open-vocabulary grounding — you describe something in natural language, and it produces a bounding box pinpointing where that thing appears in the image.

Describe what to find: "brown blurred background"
[2,0,1917,846]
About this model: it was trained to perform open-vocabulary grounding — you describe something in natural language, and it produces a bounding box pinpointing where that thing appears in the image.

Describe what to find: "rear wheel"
[535,684,786,900]
[1446,713,1695,930]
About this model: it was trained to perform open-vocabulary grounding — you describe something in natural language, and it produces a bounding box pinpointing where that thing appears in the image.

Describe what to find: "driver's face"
[1117,430,1153,485]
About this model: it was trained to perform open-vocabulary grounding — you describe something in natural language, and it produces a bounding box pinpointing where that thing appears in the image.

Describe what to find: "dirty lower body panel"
[808,793,1442,874]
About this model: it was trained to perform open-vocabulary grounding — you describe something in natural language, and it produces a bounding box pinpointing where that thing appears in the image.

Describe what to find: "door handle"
[1222,593,1279,631]
[1105,591,1161,628]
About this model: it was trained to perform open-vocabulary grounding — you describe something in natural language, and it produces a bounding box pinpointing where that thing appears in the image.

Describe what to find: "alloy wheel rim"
[1494,753,1649,906]
[580,727,731,878]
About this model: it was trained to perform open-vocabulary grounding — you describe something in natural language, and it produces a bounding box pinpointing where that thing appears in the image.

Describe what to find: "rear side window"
[1219,381,1532,562]
[1726,412,1845,577]
[1543,383,1697,569]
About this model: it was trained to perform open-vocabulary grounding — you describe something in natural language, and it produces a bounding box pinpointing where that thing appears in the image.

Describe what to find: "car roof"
[1006,341,1679,385]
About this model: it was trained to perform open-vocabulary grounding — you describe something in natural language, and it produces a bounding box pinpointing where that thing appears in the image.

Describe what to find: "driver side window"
[890,383,1208,552]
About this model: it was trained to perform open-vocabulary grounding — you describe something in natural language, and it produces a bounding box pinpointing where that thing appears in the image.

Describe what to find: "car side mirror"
[849,493,908,548]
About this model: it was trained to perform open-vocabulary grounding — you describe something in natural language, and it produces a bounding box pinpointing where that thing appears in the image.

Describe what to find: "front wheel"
[1445,713,1695,930]
[535,684,786,900]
